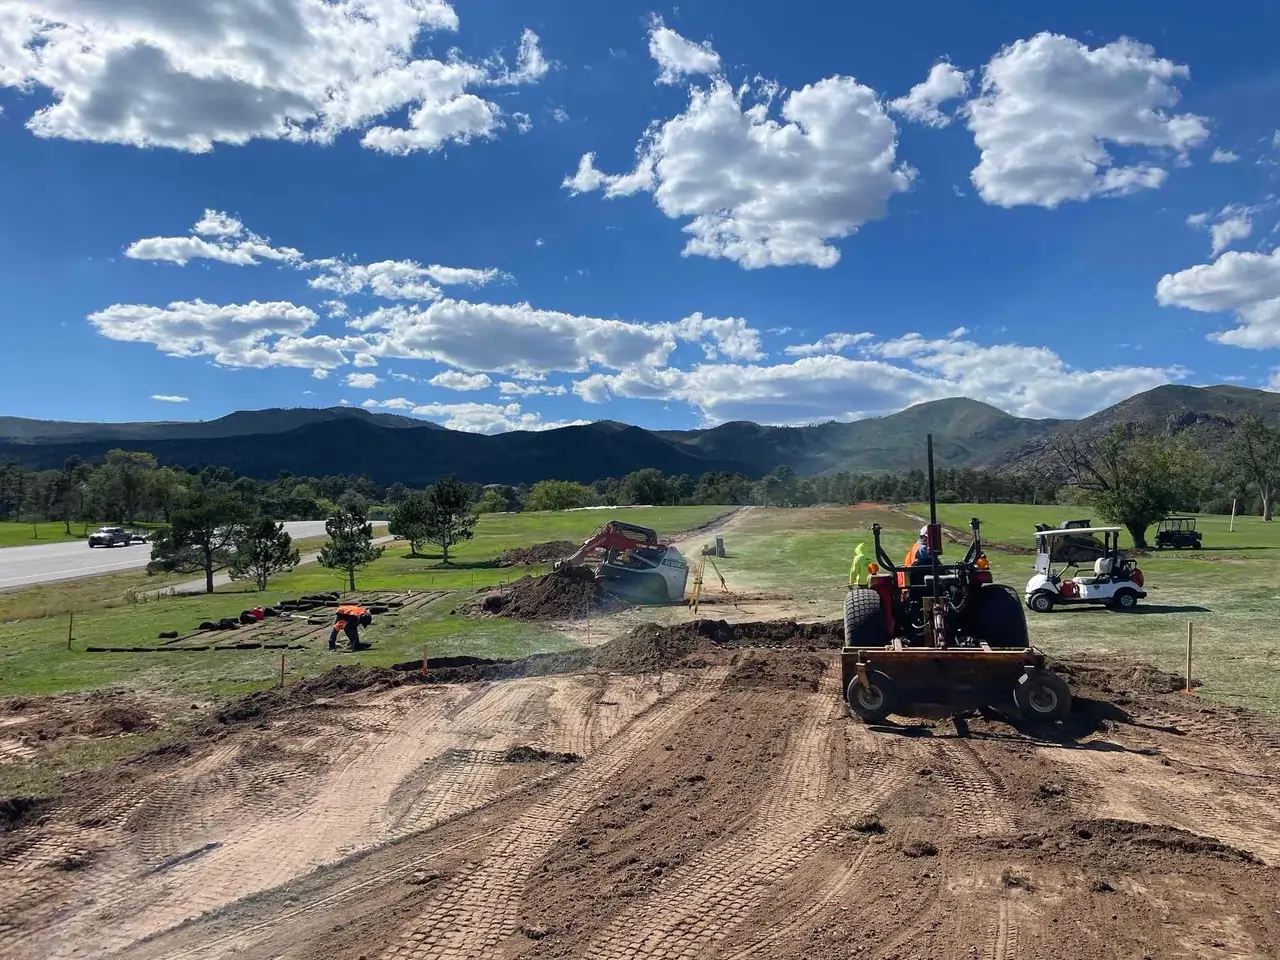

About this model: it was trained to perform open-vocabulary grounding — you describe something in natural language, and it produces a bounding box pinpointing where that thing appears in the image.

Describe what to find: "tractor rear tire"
[847,670,897,722]
[844,589,886,647]
[973,583,1030,649]
[1014,670,1071,723]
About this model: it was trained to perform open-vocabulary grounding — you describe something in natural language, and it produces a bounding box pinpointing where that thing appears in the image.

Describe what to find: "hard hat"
[920,525,930,537]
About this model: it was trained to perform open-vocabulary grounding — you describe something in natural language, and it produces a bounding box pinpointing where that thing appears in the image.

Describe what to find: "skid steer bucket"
[839,434,1073,725]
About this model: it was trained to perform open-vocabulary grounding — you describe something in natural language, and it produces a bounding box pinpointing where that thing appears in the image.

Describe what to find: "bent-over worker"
[329,604,373,651]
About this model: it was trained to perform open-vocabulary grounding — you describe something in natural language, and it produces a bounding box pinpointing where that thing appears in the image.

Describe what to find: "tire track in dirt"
[585,666,911,960]
[380,671,725,960]
[927,739,1019,838]
[32,690,463,958]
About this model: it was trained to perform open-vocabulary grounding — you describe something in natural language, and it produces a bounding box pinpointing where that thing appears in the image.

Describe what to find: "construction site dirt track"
[4,620,1280,960]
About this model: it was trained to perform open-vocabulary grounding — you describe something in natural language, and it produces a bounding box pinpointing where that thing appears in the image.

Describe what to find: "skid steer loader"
[553,521,689,603]
[840,435,1072,725]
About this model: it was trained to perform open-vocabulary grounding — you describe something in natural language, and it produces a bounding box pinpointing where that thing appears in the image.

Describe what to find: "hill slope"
[0,406,436,444]
[2,386,1277,484]
[656,398,1064,475]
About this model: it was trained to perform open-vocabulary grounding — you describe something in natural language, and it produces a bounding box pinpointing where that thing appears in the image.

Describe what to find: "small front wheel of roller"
[847,670,898,723]
[1013,670,1072,723]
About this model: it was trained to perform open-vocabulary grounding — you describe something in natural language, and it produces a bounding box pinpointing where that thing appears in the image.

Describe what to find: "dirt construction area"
[4,615,1280,960]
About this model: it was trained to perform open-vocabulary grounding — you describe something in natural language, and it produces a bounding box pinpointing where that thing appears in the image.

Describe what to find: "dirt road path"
[4,644,1280,960]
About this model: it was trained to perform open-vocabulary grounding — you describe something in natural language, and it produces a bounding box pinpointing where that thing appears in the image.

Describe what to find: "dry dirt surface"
[4,625,1280,960]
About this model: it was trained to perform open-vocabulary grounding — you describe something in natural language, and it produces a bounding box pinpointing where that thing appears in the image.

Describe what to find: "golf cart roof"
[1034,527,1122,538]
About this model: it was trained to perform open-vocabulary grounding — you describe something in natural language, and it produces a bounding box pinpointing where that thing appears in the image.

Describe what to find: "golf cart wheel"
[847,671,898,723]
[1028,591,1055,614]
[1112,589,1139,611]
[1013,671,1072,723]
[844,589,886,646]
[973,583,1030,649]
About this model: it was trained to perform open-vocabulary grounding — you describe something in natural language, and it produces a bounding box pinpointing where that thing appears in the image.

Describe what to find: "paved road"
[0,521,332,591]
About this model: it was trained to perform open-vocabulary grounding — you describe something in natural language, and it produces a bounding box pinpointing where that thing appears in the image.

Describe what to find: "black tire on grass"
[973,583,1030,649]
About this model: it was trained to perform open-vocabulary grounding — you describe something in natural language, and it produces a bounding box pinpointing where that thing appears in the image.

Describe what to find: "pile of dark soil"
[991,818,1264,867]
[495,540,578,567]
[1051,656,1194,703]
[0,796,47,832]
[77,705,155,736]
[477,566,629,621]
[503,745,582,764]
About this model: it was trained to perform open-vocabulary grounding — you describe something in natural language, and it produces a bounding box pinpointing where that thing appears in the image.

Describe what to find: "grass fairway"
[714,504,1280,716]
[0,506,728,699]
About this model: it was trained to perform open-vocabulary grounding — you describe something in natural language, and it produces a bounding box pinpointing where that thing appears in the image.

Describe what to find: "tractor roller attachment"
[841,647,1072,724]
[839,433,1074,725]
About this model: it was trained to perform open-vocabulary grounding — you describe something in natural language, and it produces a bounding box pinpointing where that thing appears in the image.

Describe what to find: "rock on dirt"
[495,540,578,567]
[473,566,630,621]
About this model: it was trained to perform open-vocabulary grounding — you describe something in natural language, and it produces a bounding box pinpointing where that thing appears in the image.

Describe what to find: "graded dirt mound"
[1050,655,1193,701]
[215,665,411,724]
[494,540,578,566]
[594,618,843,674]
[721,650,827,692]
[475,565,630,620]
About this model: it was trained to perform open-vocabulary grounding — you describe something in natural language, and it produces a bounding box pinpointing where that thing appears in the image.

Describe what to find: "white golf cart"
[1025,526,1147,613]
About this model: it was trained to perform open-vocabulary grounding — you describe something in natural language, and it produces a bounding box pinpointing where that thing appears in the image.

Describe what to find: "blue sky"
[2,0,1279,434]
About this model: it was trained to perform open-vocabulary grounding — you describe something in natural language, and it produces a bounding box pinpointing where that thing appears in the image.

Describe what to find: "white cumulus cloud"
[565,75,913,269]
[1210,148,1241,164]
[647,16,721,85]
[784,332,875,357]
[428,371,493,391]
[965,33,1210,208]
[344,372,382,389]
[308,259,502,301]
[1,1,545,155]
[1157,247,1280,348]
[125,210,302,266]
[150,394,189,403]
[575,332,1183,424]
[889,62,971,128]
[363,398,587,434]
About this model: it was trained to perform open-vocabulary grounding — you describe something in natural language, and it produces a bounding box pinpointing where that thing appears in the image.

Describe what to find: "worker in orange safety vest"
[897,526,937,588]
[329,604,373,651]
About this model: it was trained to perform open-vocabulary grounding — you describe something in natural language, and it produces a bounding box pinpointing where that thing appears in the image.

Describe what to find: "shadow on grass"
[398,554,498,570]
[1041,603,1211,615]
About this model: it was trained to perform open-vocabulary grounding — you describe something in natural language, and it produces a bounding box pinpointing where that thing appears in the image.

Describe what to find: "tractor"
[840,435,1072,726]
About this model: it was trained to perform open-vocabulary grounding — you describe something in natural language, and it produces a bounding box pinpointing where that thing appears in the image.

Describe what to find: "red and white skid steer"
[553,521,690,603]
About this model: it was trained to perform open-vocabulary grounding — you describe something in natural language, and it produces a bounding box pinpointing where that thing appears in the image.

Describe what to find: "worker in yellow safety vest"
[848,541,875,587]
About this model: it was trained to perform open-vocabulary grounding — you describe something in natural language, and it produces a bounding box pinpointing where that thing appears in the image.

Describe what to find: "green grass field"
[0,506,728,699]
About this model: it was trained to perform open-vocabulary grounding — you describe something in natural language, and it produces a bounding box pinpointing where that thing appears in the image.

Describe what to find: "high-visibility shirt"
[336,605,368,618]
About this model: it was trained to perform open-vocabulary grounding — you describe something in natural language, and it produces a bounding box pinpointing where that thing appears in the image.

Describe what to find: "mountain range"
[2,385,1277,486]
